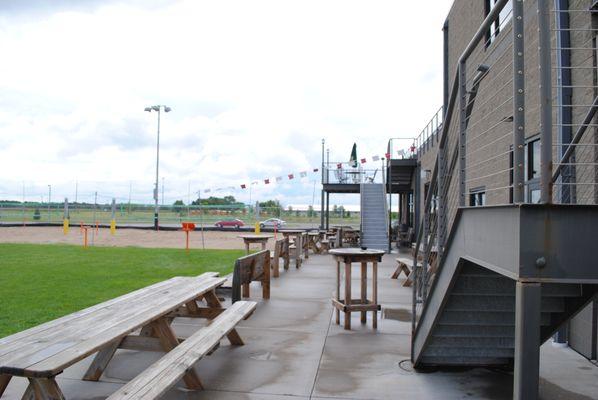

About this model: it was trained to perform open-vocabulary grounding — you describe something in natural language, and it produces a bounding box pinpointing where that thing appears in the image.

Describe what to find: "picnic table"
[279,229,306,267]
[238,234,273,254]
[0,273,254,399]
[329,248,384,330]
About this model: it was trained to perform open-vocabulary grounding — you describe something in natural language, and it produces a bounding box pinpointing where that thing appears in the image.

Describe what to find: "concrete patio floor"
[3,253,598,399]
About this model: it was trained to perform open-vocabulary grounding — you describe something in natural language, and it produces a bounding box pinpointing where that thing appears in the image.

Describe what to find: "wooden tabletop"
[0,273,225,378]
[237,235,273,240]
[329,248,385,263]
[279,230,306,234]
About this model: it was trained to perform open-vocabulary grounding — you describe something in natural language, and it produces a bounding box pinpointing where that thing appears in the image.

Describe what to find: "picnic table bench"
[270,237,290,277]
[0,273,254,399]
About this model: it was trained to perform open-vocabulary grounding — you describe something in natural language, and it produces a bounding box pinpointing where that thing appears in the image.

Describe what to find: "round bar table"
[238,234,273,254]
[329,248,385,330]
[279,229,306,267]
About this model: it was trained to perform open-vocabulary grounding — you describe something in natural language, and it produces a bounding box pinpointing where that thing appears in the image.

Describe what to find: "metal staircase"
[409,1,598,399]
[359,183,388,252]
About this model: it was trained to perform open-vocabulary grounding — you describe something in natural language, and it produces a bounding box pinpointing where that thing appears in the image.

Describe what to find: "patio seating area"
[1,249,597,399]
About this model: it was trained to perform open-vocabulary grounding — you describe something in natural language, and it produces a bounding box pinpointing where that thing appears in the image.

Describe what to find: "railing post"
[537,0,553,203]
[512,0,526,203]
[458,61,467,206]
[437,143,447,259]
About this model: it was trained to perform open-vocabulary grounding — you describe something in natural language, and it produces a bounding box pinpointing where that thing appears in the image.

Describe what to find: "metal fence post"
[459,61,467,206]
[437,143,447,258]
[537,0,553,203]
[512,0,526,203]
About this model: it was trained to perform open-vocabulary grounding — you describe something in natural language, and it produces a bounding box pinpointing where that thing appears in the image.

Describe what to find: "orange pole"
[185,230,190,252]
[95,221,99,234]
[83,227,88,247]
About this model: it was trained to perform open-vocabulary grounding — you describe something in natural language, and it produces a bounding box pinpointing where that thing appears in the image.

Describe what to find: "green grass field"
[0,243,245,338]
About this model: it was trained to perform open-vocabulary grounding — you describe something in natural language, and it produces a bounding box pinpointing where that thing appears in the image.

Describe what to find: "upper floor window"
[485,0,513,47]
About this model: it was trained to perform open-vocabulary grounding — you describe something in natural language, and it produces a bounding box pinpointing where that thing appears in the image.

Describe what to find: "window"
[509,136,541,203]
[469,187,486,206]
[485,0,513,46]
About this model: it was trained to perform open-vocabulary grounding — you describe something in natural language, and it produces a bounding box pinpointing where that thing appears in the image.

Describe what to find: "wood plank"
[106,301,257,400]
[82,339,122,381]
[5,276,225,378]
[203,291,244,345]
[344,262,351,330]
[360,262,367,324]
[25,377,65,400]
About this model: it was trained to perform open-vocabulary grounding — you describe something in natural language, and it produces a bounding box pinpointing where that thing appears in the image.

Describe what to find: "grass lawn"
[0,243,245,338]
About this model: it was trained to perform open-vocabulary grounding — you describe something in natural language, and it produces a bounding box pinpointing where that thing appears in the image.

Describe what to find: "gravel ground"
[0,226,278,251]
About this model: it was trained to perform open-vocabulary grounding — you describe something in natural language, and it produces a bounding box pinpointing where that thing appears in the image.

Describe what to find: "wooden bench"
[270,237,290,278]
[320,239,330,254]
[232,250,271,303]
[0,273,228,400]
[391,256,416,287]
[106,301,257,400]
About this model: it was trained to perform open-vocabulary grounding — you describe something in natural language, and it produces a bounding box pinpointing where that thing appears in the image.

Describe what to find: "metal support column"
[458,61,467,206]
[513,281,541,400]
[513,0,526,203]
[325,192,330,230]
[538,0,553,203]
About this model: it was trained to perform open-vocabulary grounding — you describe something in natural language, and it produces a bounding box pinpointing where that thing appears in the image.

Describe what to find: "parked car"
[214,218,244,229]
[259,218,286,229]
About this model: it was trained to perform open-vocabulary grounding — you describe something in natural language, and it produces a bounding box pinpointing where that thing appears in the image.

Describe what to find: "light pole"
[144,105,171,230]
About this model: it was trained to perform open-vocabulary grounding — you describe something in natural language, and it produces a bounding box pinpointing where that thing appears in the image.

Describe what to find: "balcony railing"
[323,162,384,185]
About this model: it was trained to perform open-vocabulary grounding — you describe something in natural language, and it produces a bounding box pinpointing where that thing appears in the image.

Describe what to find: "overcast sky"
[0,0,453,206]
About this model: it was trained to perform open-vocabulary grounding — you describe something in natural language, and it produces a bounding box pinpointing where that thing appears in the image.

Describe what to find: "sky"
[0,0,453,207]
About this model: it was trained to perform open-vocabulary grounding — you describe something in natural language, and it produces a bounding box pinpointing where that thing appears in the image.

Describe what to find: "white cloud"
[0,0,453,206]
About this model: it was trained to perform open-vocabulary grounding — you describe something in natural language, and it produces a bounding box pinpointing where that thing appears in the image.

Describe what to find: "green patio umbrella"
[349,143,357,168]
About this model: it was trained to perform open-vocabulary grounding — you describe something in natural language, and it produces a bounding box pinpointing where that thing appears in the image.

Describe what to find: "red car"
[214,218,244,229]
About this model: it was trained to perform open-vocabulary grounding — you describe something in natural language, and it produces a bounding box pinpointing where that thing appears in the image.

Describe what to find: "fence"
[411,0,598,335]
[0,201,359,229]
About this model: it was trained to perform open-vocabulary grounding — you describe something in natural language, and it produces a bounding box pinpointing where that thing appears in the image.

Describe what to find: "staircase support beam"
[513,281,541,400]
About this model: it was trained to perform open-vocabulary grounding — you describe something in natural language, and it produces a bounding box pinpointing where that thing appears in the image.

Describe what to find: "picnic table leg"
[0,374,11,396]
[82,339,122,381]
[360,262,367,324]
[272,254,280,278]
[344,262,352,330]
[203,290,245,345]
[261,242,266,250]
[23,377,65,400]
[372,261,378,329]
[244,242,250,255]
[150,317,203,390]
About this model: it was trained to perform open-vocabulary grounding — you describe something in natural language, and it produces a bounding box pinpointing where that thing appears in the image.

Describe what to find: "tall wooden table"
[238,234,273,254]
[279,229,306,267]
[329,248,384,330]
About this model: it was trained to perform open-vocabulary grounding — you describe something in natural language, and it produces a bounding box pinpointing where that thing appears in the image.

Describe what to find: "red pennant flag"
[337,163,342,169]
[288,174,294,180]
[264,179,270,184]
[385,153,391,159]
[360,158,367,164]
[241,184,247,189]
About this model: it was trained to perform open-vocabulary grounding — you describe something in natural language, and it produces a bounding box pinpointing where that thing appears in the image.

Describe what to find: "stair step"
[428,336,514,348]
[434,325,514,338]
[423,346,513,358]
[418,356,511,366]
[438,311,551,326]
[445,295,565,313]
[451,276,515,296]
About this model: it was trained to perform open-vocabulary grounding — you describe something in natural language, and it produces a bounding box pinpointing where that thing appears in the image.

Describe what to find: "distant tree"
[192,196,243,208]
[307,205,315,217]
[333,204,339,217]
[259,200,282,217]
[173,200,185,214]
[338,205,345,218]
[33,208,41,220]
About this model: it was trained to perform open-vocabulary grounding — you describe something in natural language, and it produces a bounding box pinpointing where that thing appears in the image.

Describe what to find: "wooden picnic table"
[329,248,384,330]
[279,229,306,267]
[0,273,231,399]
[238,234,273,254]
